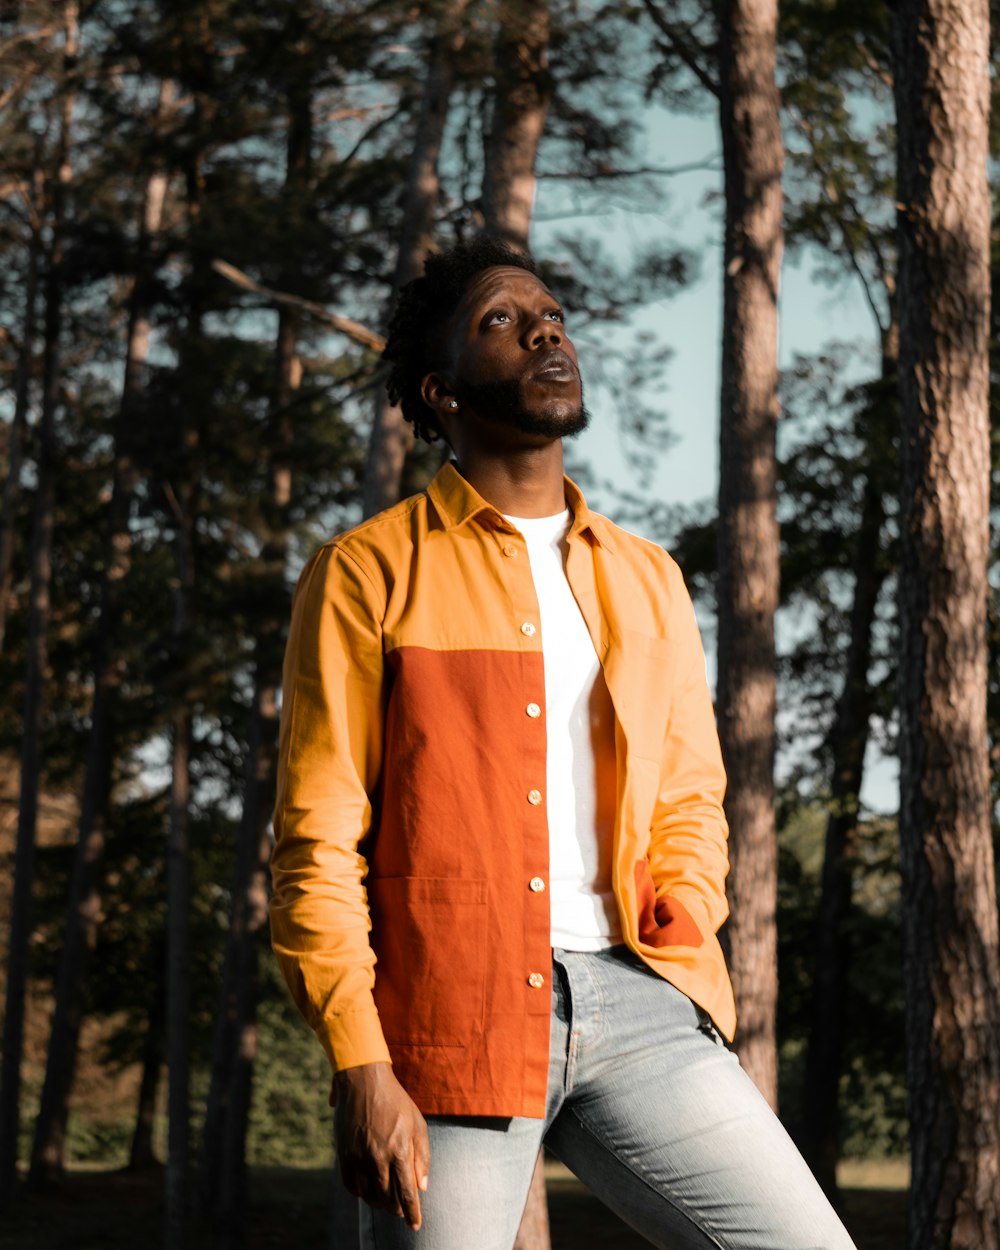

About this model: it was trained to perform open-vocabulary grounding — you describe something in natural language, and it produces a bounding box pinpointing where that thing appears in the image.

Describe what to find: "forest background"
[0,1,997,1249]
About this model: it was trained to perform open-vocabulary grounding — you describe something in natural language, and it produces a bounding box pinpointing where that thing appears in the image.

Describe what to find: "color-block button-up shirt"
[270,462,736,1119]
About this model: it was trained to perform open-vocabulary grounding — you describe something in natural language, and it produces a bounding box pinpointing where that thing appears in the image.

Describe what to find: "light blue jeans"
[332,947,858,1249]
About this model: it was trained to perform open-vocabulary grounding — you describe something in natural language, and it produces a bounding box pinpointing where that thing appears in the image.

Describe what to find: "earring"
[448,399,458,410]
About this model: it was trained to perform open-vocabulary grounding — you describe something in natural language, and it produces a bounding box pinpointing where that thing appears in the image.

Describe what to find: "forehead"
[451,266,557,325]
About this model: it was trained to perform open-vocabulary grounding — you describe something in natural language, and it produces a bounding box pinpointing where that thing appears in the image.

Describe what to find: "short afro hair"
[382,236,539,443]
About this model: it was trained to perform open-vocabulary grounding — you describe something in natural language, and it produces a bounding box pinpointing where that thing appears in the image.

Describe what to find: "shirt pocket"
[367,876,488,1048]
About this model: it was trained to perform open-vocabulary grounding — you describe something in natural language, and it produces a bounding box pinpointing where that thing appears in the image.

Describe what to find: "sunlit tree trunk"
[481,0,552,253]
[29,72,169,1188]
[362,0,469,518]
[713,0,783,1109]
[800,330,895,1195]
[0,7,75,1206]
[892,3,1000,1247]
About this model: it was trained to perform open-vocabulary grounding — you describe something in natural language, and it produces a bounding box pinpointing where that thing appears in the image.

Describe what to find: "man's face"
[440,266,588,442]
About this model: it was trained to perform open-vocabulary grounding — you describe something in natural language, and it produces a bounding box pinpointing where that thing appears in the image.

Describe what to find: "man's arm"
[270,544,428,1228]
[647,569,730,937]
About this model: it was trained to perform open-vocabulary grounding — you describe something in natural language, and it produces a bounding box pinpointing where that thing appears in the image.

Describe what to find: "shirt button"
[527,972,545,989]
[526,702,541,718]
[502,543,517,557]
[520,621,536,637]
[527,788,542,806]
[529,876,545,893]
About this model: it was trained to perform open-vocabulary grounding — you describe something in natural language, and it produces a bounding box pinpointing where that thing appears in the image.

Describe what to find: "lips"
[530,349,578,384]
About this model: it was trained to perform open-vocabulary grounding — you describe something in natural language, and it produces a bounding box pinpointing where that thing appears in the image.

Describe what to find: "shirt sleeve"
[647,569,730,938]
[270,542,391,1073]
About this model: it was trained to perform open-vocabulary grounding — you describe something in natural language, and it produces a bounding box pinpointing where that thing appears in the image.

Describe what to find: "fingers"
[392,1148,422,1231]
[415,1117,431,1197]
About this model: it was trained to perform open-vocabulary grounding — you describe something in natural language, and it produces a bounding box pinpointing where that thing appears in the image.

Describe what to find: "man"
[271,237,857,1249]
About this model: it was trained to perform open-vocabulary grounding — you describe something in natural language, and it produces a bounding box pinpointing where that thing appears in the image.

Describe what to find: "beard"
[457,377,590,440]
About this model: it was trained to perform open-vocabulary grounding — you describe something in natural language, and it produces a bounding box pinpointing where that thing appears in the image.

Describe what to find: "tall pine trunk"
[799,327,896,1195]
[28,76,169,1187]
[892,3,1000,1247]
[362,0,469,519]
[481,0,552,252]
[164,459,195,1248]
[0,7,76,1204]
[129,983,164,1172]
[0,160,42,661]
[200,87,309,1243]
[713,0,783,1108]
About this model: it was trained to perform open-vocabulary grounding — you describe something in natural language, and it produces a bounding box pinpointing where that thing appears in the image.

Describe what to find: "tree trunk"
[129,988,164,1172]
[481,0,552,252]
[0,203,59,1216]
[0,162,42,661]
[713,0,784,1110]
[201,682,278,1240]
[164,481,195,1248]
[799,338,895,1194]
[28,73,169,1189]
[200,87,309,1241]
[362,0,469,519]
[892,3,1000,1248]
[513,1152,551,1250]
[0,7,76,1207]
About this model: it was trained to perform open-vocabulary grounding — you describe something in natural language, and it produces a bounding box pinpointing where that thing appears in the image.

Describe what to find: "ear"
[420,371,459,424]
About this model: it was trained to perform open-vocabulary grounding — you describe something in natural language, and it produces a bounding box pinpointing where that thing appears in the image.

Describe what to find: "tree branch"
[537,155,721,179]
[641,0,720,99]
[211,260,385,352]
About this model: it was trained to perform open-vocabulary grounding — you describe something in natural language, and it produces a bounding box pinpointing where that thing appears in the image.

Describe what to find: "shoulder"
[312,490,429,573]
[591,512,685,583]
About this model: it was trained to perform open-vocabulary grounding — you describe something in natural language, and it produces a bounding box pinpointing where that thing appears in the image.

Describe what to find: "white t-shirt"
[504,510,621,949]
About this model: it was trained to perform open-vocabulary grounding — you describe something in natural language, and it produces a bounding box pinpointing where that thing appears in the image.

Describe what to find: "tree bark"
[0,6,75,1207]
[892,3,1000,1248]
[362,0,469,519]
[513,1152,551,1250]
[481,0,552,252]
[28,71,169,1189]
[799,337,895,1195]
[129,988,164,1172]
[0,160,42,662]
[164,469,195,1248]
[713,0,784,1109]
[200,85,309,1242]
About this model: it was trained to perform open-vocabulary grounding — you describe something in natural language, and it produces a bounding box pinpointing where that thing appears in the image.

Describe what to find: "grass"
[0,1158,907,1249]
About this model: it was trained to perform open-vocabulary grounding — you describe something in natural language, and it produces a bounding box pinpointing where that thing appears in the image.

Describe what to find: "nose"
[523,313,563,350]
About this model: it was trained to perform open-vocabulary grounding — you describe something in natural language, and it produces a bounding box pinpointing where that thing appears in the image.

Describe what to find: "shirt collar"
[426,460,614,553]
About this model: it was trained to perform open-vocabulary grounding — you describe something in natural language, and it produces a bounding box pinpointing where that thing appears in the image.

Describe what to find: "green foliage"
[246,961,334,1169]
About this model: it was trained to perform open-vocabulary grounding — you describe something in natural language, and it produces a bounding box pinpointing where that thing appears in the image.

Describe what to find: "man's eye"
[486,310,511,325]
[545,309,564,322]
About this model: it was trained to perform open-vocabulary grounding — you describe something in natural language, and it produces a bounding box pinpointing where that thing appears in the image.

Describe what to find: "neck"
[452,441,566,517]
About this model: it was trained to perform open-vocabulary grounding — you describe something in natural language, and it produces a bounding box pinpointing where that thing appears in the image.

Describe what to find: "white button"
[526,702,541,718]
[502,543,517,557]
[520,622,536,637]
[527,972,545,989]
[529,876,545,893]
[527,788,542,806]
